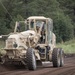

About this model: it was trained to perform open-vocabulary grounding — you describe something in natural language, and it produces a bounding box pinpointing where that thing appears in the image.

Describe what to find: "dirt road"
[0,55,75,75]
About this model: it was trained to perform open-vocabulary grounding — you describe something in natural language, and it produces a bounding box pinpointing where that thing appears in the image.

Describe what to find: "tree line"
[0,0,75,42]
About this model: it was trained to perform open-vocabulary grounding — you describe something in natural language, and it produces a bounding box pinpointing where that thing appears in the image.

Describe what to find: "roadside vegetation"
[0,40,5,56]
[0,40,5,48]
[57,39,75,54]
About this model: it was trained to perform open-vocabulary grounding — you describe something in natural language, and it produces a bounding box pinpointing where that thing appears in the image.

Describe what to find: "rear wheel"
[60,48,64,67]
[26,48,36,70]
[52,48,64,67]
[52,48,60,67]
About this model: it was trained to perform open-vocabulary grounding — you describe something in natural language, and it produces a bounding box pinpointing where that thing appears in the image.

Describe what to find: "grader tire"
[60,48,64,67]
[52,48,60,67]
[26,48,36,70]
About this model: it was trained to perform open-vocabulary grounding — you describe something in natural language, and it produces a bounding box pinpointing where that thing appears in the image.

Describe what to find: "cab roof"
[27,16,47,20]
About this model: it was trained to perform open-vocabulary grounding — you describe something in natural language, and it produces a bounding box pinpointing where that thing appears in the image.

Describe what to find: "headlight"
[13,42,18,48]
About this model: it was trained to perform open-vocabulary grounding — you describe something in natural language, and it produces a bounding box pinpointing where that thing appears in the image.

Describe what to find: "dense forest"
[0,0,75,42]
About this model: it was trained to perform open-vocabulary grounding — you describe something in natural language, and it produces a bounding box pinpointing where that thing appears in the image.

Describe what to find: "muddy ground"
[0,54,75,75]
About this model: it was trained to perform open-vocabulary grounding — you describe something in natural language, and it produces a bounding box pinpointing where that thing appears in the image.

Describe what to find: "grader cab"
[0,16,64,70]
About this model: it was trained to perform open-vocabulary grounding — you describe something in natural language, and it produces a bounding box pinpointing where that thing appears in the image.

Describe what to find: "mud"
[0,54,75,75]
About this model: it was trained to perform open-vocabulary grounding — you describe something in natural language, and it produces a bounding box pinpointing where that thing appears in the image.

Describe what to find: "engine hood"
[7,30,36,49]
[8,30,36,39]
[21,30,36,37]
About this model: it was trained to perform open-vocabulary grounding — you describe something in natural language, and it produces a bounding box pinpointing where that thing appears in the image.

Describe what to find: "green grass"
[0,40,5,55]
[0,41,5,48]
[57,39,75,54]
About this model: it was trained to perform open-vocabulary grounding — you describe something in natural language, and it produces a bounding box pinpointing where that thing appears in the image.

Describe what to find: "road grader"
[0,16,64,70]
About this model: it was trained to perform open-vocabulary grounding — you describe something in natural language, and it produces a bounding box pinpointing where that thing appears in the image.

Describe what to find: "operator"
[40,21,46,43]
[36,21,46,43]
[36,21,41,33]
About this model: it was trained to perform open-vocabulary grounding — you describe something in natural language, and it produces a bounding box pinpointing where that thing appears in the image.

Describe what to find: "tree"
[0,0,74,42]
[57,0,75,36]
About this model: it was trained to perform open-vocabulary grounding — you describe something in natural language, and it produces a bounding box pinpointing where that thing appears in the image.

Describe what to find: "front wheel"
[26,48,36,70]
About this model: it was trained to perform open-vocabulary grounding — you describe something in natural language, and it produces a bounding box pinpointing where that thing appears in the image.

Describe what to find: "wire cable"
[0,0,15,23]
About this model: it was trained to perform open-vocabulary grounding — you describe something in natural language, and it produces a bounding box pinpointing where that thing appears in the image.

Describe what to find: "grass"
[0,40,5,55]
[0,40,5,48]
[57,39,75,54]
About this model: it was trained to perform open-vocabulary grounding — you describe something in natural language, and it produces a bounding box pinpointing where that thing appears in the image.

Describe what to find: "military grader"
[0,16,64,70]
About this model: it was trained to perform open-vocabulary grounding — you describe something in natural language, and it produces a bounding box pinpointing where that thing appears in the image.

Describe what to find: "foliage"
[0,0,75,42]
[57,39,75,53]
